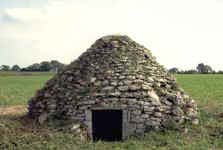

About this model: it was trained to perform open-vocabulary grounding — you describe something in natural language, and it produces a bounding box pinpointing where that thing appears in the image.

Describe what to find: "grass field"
[0,74,52,106]
[1,73,223,150]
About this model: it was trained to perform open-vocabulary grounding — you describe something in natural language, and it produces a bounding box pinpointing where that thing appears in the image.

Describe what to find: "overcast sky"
[0,0,223,70]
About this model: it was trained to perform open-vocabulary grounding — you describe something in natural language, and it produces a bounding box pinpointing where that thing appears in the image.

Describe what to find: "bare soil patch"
[0,105,27,116]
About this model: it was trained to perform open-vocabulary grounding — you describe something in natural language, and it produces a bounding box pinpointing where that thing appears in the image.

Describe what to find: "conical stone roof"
[28,35,198,136]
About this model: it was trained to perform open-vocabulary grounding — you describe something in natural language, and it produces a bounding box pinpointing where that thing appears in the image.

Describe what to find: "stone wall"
[28,35,198,138]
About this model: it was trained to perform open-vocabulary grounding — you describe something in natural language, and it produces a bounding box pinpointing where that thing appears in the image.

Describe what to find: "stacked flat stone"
[28,35,198,136]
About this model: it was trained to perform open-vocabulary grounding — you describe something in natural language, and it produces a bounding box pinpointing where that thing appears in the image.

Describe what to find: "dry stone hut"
[28,35,198,141]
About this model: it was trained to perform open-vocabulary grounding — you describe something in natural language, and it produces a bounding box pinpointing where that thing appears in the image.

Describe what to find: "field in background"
[0,72,52,106]
[175,74,223,113]
[1,73,223,149]
[0,71,54,76]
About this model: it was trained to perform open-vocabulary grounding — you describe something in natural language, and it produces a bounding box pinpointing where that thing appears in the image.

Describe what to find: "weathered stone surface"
[154,112,162,118]
[28,35,198,138]
[110,81,118,86]
[144,106,155,112]
[148,90,160,102]
[118,86,129,91]
[71,124,80,131]
[192,118,199,125]
[145,120,160,126]
[142,114,149,119]
[102,86,114,91]
[38,112,48,124]
[129,85,141,91]
[109,91,121,96]
[90,77,96,83]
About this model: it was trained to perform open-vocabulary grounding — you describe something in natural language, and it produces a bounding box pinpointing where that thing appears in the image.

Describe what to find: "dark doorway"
[92,109,123,141]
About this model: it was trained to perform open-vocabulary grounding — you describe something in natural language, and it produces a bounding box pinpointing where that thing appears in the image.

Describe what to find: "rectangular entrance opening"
[92,109,123,141]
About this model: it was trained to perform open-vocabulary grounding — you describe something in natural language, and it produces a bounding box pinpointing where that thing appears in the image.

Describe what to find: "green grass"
[176,74,223,113]
[0,71,54,76]
[1,74,223,150]
[0,74,52,106]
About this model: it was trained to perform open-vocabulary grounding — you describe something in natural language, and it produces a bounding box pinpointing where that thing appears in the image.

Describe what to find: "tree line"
[0,60,65,72]
[1,62,222,74]
[169,63,223,74]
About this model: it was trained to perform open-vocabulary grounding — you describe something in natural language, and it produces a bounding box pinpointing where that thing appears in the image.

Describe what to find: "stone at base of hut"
[192,119,199,125]
[38,112,48,124]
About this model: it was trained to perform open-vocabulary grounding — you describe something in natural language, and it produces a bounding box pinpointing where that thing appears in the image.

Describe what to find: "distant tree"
[1,65,10,71]
[168,67,179,74]
[23,63,41,71]
[205,65,213,73]
[11,65,21,71]
[218,70,223,74]
[50,60,65,72]
[196,63,213,74]
[183,69,198,74]
[196,63,205,73]
[39,61,52,71]
[20,60,65,72]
